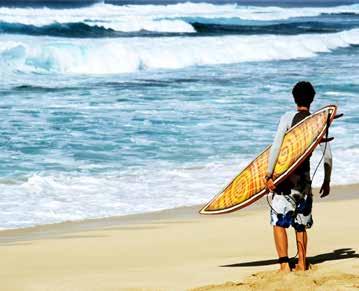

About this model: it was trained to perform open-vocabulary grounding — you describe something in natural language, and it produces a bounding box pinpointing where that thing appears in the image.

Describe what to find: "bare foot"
[278,263,291,273]
[294,263,306,271]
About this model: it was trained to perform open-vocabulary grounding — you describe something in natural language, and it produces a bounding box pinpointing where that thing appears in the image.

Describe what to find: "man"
[265,81,332,272]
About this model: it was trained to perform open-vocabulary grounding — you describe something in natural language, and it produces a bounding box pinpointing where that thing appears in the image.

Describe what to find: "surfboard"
[200,105,337,215]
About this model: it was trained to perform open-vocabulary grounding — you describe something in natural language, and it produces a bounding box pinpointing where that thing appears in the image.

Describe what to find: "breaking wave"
[1,29,359,74]
[1,19,359,38]
[0,2,358,35]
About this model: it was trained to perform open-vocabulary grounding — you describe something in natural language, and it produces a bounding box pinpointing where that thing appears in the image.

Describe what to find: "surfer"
[265,81,332,272]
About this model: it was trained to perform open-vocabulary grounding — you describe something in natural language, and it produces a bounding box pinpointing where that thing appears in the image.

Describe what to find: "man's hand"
[320,180,330,198]
[265,177,276,192]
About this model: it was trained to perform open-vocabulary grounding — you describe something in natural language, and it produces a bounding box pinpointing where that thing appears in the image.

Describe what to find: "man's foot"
[294,263,306,271]
[278,262,291,273]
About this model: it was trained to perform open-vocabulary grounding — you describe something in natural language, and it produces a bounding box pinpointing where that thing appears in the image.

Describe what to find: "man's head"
[292,81,315,108]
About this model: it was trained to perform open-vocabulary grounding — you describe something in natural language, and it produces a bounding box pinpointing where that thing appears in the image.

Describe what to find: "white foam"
[0,141,357,229]
[1,29,359,74]
[0,3,358,33]
[0,162,238,228]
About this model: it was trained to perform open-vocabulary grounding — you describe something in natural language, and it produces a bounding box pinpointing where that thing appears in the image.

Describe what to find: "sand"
[0,184,358,291]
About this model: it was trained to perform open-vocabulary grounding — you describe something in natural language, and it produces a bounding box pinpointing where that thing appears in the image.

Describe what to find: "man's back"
[265,81,333,272]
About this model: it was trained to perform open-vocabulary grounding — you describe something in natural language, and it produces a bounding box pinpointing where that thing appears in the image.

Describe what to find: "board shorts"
[270,189,313,232]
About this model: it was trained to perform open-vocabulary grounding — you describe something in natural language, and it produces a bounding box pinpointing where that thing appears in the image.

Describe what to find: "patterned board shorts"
[269,190,313,232]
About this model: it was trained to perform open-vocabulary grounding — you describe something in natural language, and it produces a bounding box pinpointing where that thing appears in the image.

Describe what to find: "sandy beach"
[0,184,358,291]
[1,1,359,290]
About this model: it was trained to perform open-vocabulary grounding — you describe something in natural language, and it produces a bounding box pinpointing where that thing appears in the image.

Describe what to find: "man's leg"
[273,226,291,272]
[295,230,307,271]
[293,193,312,271]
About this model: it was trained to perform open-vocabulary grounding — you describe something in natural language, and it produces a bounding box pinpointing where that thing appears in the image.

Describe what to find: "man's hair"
[292,81,316,107]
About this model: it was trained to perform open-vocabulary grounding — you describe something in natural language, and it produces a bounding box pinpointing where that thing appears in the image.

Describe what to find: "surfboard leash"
[310,112,331,182]
[311,111,343,182]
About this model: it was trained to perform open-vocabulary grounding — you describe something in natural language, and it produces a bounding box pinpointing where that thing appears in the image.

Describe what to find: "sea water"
[0,0,358,229]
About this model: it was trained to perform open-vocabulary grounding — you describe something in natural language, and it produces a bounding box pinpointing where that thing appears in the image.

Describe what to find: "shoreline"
[1,183,358,236]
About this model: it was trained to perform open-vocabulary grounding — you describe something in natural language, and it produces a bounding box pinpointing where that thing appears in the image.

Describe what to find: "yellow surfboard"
[200,105,337,215]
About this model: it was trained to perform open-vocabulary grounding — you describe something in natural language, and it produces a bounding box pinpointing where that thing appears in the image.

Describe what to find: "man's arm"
[319,142,332,198]
[267,113,292,178]
[266,113,293,190]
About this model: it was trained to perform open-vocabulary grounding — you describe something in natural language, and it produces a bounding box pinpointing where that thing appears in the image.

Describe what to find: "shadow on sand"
[220,248,359,268]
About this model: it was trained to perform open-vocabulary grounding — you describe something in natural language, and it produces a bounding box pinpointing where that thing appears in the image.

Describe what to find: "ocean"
[0,0,358,229]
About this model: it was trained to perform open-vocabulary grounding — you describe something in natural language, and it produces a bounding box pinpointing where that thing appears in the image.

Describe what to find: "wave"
[12,84,74,92]
[2,20,359,38]
[323,11,359,16]
[0,3,359,35]
[0,21,198,37]
[0,21,144,38]
[0,163,235,228]
[191,21,359,35]
[0,0,103,9]
[1,29,359,74]
[1,142,358,229]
